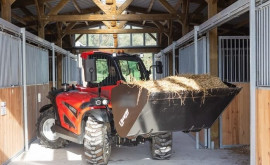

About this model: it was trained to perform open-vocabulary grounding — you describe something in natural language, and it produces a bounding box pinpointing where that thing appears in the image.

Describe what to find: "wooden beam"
[71,0,90,26]
[62,22,77,38]
[75,34,83,42]
[148,33,157,41]
[174,0,183,11]
[41,14,178,22]
[181,0,190,35]
[117,21,127,29]
[11,12,27,25]
[102,21,112,28]
[34,0,45,38]
[72,0,81,13]
[116,0,134,15]
[207,0,218,76]
[111,0,117,27]
[75,47,161,54]
[106,0,113,5]
[206,0,219,149]
[34,0,43,19]
[1,0,14,21]
[48,0,69,15]
[67,28,163,34]
[92,0,110,14]
[143,0,155,25]
[19,7,36,21]
[113,34,118,48]
[152,21,164,30]
[127,6,166,14]
[158,0,177,14]
[44,2,53,10]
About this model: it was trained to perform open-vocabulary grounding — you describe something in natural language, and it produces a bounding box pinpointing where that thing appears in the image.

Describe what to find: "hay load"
[111,74,241,138]
[127,74,228,93]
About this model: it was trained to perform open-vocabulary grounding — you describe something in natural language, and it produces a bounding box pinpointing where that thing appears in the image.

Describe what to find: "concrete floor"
[10,132,249,165]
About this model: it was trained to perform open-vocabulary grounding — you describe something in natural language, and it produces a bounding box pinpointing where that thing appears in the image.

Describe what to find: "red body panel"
[56,84,118,135]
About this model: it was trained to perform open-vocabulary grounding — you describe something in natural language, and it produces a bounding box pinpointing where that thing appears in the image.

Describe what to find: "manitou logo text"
[119,109,129,127]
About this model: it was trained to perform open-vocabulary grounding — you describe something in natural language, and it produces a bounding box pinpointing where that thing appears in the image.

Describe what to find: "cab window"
[119,60,142,82]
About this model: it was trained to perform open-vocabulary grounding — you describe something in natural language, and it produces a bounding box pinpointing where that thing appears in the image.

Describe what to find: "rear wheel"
[150,132,172,160]
[84,116,111,165]
[37,109,69,148]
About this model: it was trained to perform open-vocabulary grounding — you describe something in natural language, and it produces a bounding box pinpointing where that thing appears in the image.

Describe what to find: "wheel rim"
[42,118,59,141]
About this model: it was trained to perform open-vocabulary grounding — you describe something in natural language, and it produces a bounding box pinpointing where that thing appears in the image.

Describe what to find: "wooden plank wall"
[27,84,50,141]
[256,88,270,165]
[27,86,37,141]
[0,87,24,164]
[0,85,49,164]
[221,83,250,146]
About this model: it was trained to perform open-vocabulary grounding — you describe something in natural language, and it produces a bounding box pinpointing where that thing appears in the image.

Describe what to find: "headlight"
[102,99,109,105]
[95,100,102,105]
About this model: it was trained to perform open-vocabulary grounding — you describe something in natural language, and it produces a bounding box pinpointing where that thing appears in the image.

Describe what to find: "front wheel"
[84,116,111,164]
[36,109,69,148]
[150,132,172,160]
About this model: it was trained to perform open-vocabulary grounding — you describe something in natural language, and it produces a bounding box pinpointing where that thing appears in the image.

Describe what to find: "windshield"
[118,60,143,82]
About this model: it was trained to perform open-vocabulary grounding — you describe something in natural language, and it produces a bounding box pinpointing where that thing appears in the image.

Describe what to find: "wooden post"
[208,0,218,76]
[38,21,45,39]
[206,0,219,148]
[1,0,15,22]
[181,0,190,36]
[56,23,63,89]
[111,0,117,27]
[113,34,118,48]
[168,20,173,76]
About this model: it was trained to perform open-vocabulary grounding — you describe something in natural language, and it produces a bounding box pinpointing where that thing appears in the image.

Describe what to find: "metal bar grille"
[256,4,270,86]
[219,36,250,82]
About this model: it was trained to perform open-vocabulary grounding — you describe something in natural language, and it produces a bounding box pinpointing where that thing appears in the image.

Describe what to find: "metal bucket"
[111,82,241,138]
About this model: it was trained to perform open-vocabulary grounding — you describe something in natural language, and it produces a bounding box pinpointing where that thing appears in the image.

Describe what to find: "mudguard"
[85,109,109,123]
[39,104,53,113]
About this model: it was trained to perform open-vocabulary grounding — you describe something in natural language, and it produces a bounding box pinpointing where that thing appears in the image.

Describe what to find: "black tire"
[150,132,172,160]
[84,116,111,165]
[37,109,69,149]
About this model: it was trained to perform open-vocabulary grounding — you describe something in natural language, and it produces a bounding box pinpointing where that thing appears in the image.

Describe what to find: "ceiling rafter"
[48,0,69,15]
[44,2,53,10]
[71,0,89,26]
[67,28,164,34]
[143,0,155,25]
[41,14,178,22]
[152,21,164,30]
[12,12,27,25]
[174,0,183,11]
[92,0,114,29]
[92,0,111,14]
[62,22,77,38]
[116,0,134,15]
[158,0,177,14]
[117,21,127,29]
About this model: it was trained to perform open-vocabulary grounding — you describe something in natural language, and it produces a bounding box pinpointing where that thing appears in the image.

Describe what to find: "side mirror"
[84,59,97,82]
[155,61,163,74]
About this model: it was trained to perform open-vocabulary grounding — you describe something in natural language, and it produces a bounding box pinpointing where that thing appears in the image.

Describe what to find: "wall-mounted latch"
[1,102,7,116]
[38,93,41,103]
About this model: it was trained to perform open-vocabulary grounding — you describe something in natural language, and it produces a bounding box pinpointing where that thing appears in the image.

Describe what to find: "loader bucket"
[111,83,241,138]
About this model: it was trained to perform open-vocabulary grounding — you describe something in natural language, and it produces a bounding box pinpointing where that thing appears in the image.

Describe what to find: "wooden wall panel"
[0,87,24,164]
[221,83,250,146]
[27,84,50,142]
[27,86,37,141]
[256,89,270,165]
